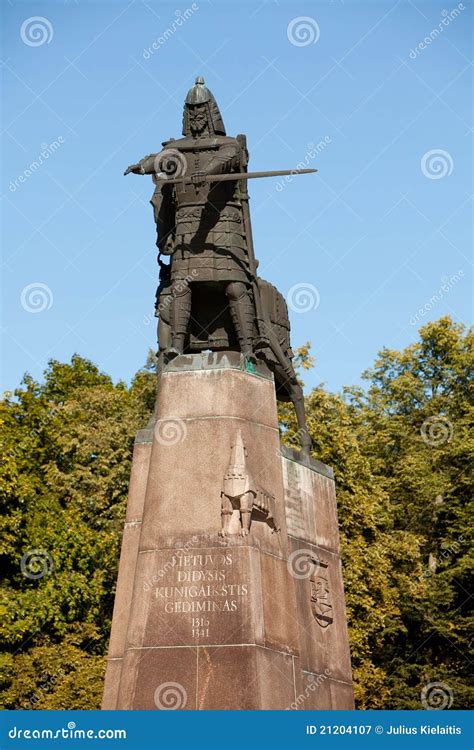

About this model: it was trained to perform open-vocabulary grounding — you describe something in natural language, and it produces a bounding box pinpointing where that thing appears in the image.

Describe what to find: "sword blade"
[154,168,317,185]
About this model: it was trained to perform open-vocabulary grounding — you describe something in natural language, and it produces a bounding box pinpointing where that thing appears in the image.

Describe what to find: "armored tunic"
[151,135,251,284]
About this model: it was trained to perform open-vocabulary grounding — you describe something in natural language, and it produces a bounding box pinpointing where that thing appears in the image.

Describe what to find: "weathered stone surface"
[140,360,288,554]
[328,678,355,709]
[196,646,258,709]
[125,544,263,650]
[101,435,153,709]
[255,647,296,709]
[104,358,353,710]
[282,447,353,700]
[100,659,122,711]
[260,552,299,654]
[281,444,334,479]
[287,542,352,684]
[156,358,277,428]
[117,646,197,710]
[294,669,354,710]
[203,646,297,710]
[105,524,143,659]
[125,436,154,521]
[117,645,298,710]
[282,454,340,552]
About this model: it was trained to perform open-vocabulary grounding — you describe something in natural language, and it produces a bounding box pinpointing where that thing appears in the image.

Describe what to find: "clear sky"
[1,0,472,394]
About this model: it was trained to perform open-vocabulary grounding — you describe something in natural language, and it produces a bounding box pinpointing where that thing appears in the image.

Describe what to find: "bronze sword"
[150,168,317,184]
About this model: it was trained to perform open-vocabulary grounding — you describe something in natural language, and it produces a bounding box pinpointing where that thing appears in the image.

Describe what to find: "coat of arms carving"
[309,558,333,628]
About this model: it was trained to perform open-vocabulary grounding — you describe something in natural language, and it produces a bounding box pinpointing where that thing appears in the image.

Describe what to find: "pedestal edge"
[281,445,334,480]
[134,430,335,480]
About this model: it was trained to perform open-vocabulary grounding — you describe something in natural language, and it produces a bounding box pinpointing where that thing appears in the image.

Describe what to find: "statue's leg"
[219,493,233,537]
[166,279,191,359]
[225,282,255,361]
[157,316,170,355]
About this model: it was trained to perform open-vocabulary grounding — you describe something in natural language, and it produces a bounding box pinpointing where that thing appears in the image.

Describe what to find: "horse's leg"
[289,380,312,458]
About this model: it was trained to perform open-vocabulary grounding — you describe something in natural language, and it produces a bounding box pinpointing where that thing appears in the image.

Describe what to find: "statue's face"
[188,104,209,136]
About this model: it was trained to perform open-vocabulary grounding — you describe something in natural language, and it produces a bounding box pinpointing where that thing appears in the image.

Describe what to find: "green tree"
[344,317,473,708]
[1,321,471,709]
[280,383,425,708]
[0,354,155,709]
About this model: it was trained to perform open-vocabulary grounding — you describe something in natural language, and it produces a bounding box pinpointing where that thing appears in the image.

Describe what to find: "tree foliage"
[0,355,155,709]
[1,319,472,709]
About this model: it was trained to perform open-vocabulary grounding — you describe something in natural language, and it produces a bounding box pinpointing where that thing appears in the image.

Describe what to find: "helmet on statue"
[182,76,226,136]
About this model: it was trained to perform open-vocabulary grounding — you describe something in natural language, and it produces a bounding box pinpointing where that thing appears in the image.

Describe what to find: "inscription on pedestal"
[148,547,253,645]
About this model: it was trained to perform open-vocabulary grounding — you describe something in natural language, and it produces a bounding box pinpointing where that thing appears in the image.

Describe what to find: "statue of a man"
[125,76,254,361]
[125,76,314,456]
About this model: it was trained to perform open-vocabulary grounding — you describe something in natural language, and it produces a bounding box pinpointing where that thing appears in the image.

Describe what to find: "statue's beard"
[190,117,208,136]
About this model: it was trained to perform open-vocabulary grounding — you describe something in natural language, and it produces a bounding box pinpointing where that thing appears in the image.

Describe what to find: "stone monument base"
[102,353,353,710]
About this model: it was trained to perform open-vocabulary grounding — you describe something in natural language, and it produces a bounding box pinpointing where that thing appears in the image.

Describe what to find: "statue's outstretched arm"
[124,154,157,176]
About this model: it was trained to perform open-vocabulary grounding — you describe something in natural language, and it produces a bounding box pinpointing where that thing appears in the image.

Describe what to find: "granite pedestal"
[102,353,353,710]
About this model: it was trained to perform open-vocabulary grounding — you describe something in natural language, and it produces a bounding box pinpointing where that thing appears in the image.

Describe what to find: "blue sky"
[1,0,472,394]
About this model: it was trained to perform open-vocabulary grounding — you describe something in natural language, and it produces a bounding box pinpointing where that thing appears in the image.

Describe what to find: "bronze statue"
[125,77,316,456]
